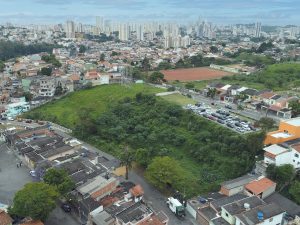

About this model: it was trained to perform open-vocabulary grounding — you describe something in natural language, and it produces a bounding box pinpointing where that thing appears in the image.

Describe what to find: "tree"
[148,71,164,84]
[289,100,300,117]
[207,88,217,99]
[289,181,300,204]
[256,117,275,131]
[118,146,135,180]
[145,156,186,192]
[24,92,33,102]
[210,46,218,53]
[100,53,105,61]
[0,60,4,72]
[40,67,52,76]
[141,57,151,71]
[43,168,75,196]
[266,164,295,190]
[79,45,87,53]
[185,83,195,90]
[10,182,59,221]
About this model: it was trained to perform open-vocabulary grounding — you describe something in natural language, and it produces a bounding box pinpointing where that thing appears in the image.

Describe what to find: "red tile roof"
[130,184,144,197]
[245,178,276,195]
[264,152,276,159]
[20,220,44,225]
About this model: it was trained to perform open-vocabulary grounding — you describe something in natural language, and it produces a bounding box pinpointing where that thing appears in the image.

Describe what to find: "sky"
[0,0,299,25]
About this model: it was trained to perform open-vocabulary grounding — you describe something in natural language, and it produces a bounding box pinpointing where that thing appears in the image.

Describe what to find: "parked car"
[61,203,72,213]
[225,104,232,109]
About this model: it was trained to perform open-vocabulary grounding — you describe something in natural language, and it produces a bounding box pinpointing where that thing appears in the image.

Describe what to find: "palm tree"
[119,145,135,180]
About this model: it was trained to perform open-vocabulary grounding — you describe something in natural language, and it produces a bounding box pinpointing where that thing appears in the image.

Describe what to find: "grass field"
[160,93,196,106]
[24,84,163,128]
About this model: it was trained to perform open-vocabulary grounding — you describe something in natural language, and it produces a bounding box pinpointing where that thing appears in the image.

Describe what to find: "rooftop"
[285,118,300,127]
[263,144,289,155]
[223,196,264,215]
[77,176,116,196]
[264,192,300,217]
[211,194,248,212]
[245,178,276,195]
[271,132,293,138]
[211,217,230,225]
[236,203,284,225]
[221,174,259,190]
[116,202,153,224]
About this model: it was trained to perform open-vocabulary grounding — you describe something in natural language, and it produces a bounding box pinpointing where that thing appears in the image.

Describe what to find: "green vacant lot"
[24,84,162,128]
[160,93,196,106]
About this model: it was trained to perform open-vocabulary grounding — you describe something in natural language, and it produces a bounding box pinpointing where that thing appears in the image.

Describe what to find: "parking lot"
[185,103,258,133]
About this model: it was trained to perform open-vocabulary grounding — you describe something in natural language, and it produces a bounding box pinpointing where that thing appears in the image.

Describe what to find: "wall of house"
[186,202,197,219]
[261,185,276,199]
[291,149,300,169]
[221,207,236,225]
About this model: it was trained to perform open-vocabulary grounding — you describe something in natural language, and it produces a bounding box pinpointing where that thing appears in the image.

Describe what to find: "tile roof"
[245,178,276,195]
[130,185,144,197]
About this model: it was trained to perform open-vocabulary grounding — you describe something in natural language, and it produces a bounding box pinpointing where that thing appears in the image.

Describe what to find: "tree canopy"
[43,168,75,196]
[0,40,59,61]
[10,182,59,221]
[145,156,186,192]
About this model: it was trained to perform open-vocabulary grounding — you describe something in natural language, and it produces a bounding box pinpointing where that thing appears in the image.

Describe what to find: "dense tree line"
[0,40,60,61]
[68,93,265,196]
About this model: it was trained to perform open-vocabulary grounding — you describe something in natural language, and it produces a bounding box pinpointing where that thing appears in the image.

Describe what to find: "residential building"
[263,138,300,169]
[264,118,300,145]
[220,174,259,196]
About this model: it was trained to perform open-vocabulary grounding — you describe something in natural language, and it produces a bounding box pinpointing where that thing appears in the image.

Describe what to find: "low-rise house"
[77,176,119,201]
[244,178,276,199]
[235,203,285,225]
[263,139,300,169]
[220,174,259,196]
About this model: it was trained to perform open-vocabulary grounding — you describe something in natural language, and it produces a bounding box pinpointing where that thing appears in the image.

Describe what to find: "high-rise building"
[96,16,104,32]
[65,20,75,38]
[119,23,129,41]
[136,24,144,41]
[255,22,262,38]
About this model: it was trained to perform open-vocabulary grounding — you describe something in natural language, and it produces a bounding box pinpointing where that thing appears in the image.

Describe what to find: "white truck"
[166,197,185,217]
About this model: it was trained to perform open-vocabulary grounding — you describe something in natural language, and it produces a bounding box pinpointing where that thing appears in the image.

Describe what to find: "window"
[293,160,296,162]
[225,213,229,217]
[295,153,299,158]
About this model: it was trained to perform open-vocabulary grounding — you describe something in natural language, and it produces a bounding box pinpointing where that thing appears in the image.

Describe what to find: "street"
[129,170,198,225]
[0,143,80,225]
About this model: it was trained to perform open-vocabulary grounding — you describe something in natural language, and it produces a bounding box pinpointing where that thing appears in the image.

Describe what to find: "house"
[235,203,285,225]
[263,138,300,169]
[220,174,259,196]
[244,177,276,199]
[264,118,300,145]
[85,70,110,86]
[77,176,119,201]
[0,209,12,225]
[221,196,265,225]
[38,76,56,97]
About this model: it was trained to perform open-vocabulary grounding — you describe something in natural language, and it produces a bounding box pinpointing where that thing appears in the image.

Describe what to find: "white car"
[29,170,36,177]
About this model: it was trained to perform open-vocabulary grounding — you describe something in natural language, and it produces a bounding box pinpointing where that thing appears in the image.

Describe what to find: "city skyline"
[0,0,299,25]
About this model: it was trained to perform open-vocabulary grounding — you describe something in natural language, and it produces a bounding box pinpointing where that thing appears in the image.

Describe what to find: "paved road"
[128,171,198,225]
[0,143,32,205]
